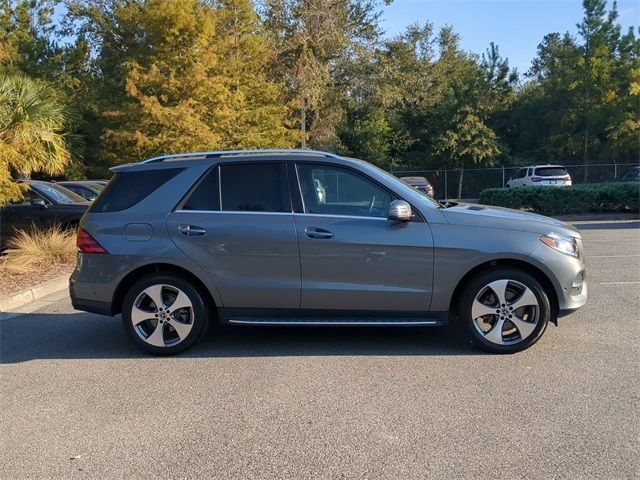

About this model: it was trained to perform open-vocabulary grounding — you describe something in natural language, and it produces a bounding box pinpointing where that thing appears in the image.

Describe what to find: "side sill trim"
[228,319,441,326]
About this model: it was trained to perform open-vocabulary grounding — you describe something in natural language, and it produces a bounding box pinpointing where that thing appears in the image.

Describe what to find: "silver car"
[70,150,587,355]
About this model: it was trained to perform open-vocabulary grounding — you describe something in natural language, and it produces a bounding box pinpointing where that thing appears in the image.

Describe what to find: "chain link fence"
[391,163,639,200]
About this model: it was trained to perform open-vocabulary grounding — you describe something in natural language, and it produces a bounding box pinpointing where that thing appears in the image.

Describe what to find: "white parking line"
[586,255,640,258]
[598,281,640,285]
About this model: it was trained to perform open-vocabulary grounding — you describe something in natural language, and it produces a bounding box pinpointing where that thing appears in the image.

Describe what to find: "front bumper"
[528,243,588,314]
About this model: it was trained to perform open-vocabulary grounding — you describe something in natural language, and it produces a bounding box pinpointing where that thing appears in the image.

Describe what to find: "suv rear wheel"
[459,268,551,353]
[122,274,208,355]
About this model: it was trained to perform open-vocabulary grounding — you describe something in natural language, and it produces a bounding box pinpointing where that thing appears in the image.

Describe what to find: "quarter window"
[183,168,220,211]
[296,164,394,218]
[220,163,286,212]
[91,168,183,213]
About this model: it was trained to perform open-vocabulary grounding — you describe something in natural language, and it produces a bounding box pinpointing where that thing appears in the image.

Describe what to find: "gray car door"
[166,162,300,309]
[293,162,434,312]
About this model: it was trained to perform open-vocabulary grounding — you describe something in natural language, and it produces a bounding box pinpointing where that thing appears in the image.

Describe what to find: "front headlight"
[539,233,579,257]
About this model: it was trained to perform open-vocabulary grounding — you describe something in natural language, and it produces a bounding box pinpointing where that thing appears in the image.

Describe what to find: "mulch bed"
[0,264,74,300]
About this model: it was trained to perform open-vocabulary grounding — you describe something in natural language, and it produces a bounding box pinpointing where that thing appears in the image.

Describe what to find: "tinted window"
[535,167,568,177]
[220,163,285,212]
[297,164,393,218]
[183,168,220,211]
[513,169,526,179]
[91,168,183,213]
[65,185,96,200]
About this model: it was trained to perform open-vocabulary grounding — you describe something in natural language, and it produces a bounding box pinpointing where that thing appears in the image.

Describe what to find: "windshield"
[32,183,86,204]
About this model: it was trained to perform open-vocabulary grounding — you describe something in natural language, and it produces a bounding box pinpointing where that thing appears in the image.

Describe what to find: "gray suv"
[70,150,587,355]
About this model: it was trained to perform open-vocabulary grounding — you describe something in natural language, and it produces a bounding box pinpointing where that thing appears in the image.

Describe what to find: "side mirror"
[31,198,47,208]
[387,200,412,222]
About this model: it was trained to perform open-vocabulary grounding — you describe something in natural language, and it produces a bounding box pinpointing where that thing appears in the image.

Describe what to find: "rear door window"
[219,163,288,212]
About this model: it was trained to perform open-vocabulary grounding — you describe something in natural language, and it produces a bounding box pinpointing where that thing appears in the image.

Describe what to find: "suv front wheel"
[459,268,551,353]
[122,274,208,355]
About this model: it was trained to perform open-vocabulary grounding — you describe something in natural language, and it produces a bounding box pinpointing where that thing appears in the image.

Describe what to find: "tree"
[0,0,60,77]
[513,0,638,168]
[68,0,301,165]
[260,0,389,150]
[433,106,500,198]
[0,75,73,203]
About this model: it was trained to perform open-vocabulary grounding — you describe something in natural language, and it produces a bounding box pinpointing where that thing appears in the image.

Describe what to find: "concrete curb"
[553,213,640,222]
[0,275,69,314]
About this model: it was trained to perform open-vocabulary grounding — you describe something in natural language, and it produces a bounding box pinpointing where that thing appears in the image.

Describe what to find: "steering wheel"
[367,195,377,214]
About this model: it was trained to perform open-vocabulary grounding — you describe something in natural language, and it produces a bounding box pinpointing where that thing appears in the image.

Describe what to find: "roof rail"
[140,149,343,164]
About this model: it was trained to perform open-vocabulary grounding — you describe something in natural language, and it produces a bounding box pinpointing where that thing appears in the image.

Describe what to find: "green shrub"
[478,182,640,215]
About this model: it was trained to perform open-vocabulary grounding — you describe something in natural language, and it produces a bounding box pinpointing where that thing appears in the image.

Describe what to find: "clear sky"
[380,0,639,74]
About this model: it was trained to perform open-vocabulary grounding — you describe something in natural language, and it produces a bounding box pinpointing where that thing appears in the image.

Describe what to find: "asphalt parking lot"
[1,221,639,479]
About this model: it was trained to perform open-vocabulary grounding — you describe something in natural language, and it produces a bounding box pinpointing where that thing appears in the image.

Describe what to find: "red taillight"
[563,175,571,181]
[77,229,107,254]
[531,177,542,182]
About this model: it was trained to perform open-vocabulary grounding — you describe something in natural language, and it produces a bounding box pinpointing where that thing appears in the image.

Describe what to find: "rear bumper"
[69,287,113,316]
[69,253,122,316]
[533,181,571,186]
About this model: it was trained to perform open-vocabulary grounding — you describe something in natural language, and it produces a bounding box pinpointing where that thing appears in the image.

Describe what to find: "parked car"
[618,166,640,182]
[1,180,90,249]
[56,181,105,202]
[70,149,587,355]
[400,176,435,197]
[90,179,110,187]
[506,165,572,187]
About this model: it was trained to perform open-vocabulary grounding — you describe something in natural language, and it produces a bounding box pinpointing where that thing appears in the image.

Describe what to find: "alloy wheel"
[471,279,539,346]
[131,284,194,347]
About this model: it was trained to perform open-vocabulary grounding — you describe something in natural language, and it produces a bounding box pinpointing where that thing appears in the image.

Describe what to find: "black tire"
[458,268,551,354]
[122,273,209,355]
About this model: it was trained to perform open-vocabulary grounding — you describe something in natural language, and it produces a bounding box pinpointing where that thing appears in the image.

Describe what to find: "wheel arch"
[111,263,219,319]
[449,258,559,324]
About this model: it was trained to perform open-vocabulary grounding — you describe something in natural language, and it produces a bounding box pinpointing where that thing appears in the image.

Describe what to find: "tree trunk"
[457,167,464,199]
[583,123,589,183]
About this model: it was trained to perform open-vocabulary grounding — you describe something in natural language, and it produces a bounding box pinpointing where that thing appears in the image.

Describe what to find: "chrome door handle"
[178,224,207,236]
[305,227,334,239]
